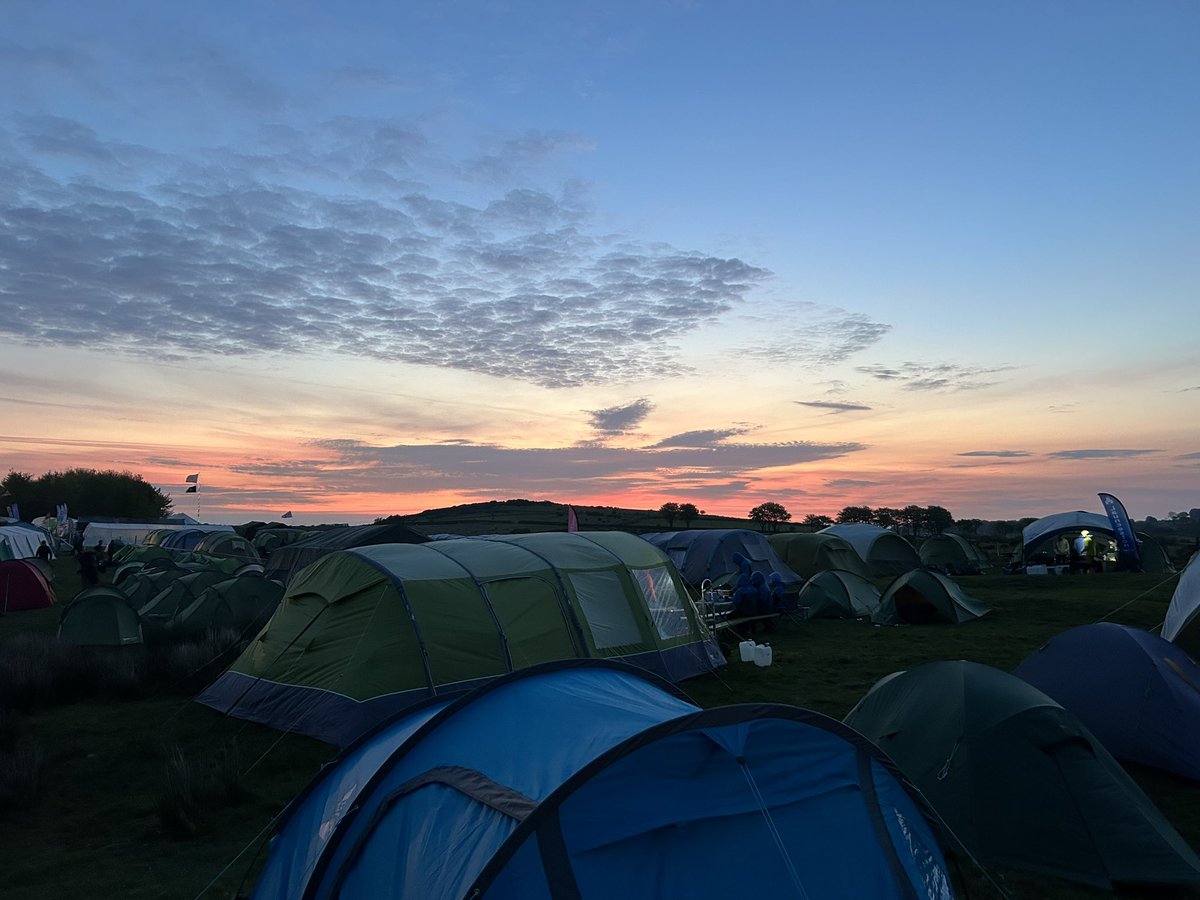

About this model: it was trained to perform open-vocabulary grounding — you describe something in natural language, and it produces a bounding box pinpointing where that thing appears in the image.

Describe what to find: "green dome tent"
[845,661,1200,890]
[820,524,921,576]
[59,586,143,646]
[138,570,230,630]
[795,569,881,618]
[767,532,872,579]
[919,533,990,574]
[871,569,991,625]
[175,574,284,637]
[200,532,723,746]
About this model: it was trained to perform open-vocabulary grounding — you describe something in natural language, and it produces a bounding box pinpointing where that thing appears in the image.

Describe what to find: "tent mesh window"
[631,566,691,640]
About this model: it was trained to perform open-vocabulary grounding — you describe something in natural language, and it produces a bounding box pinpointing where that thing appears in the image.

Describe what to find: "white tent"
[81,522,232,547]
[1162,551,1200,655]
[0,524,52,559]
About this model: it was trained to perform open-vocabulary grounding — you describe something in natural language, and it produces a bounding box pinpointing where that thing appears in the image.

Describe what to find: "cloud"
[0,116,770,389]
[957,450,1033,458]
[588,399,654,435]
[1175,451,1200,460]
[736,308,891,368]
[825,478,880,489]
[856,361,1013,391]
[1047,449,1162,460]
[795,400,872,414]
[261,436,868,496]
[648,428,749,448]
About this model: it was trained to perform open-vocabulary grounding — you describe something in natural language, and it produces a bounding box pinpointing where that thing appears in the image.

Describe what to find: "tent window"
[632,566,691,640]
[569,571,642,650]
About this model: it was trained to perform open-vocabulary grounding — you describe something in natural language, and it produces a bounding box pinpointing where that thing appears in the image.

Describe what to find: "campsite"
[2,519,1199,899]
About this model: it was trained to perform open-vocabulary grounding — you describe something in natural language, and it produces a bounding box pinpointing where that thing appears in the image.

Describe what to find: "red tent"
[0,559,56,611]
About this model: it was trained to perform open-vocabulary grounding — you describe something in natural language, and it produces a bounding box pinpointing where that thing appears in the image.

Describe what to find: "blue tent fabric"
[640,529,803,589]
[252,661,953,900]
[1015,623,1200,781]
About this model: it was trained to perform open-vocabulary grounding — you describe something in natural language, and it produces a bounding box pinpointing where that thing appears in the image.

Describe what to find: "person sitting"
[768,572,788,611]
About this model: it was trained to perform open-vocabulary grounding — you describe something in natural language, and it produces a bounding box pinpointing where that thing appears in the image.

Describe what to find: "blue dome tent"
[640,529,803,589]
[249,661,955,900]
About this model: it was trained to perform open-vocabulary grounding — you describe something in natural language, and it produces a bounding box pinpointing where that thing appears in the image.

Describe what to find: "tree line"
[1,468,173,521]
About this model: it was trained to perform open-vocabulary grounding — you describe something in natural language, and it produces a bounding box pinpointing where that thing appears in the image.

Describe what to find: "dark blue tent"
[640,529,803,589]
[250,661,954,899]
[1015,623,1200,782]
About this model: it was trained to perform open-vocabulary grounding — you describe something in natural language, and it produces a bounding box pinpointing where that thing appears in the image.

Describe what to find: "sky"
[1,0,1197,525]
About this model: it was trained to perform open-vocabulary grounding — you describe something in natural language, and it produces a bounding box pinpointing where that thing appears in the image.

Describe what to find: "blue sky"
[1,1,1197,523]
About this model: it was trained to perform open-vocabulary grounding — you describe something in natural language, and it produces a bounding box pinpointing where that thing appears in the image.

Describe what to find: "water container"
[739,640,756,662]
[754,643,773,667]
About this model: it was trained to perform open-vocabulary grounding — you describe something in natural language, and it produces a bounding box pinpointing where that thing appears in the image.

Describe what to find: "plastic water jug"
[753,643,773,667]
[739,640,756,662]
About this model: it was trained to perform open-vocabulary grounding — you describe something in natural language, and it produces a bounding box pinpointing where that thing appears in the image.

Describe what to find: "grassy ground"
[1,559,1195,898]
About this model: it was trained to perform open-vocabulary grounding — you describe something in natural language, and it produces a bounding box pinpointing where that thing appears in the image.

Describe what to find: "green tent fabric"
[200,531,723,746]
[58,586,143,646]
[767,532,871,579]
[871,569,991,625]
[120,565,191,608]
[263,522,429,587]
[139,570,230,628]
[918,534,990,574]
[191,531,262,565]
[845,660,1200,889]
[175,574,284,637]
[795,569,881,618]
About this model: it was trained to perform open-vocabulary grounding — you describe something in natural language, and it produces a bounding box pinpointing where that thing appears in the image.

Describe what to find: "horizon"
[2,3,1197,525]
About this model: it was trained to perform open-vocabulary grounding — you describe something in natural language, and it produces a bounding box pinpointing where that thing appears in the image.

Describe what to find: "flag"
[566,505,579,533]
[1098,492,1142,571]
[57,503,68,521]
[185,473,199,484]
[282,511,293,519]
[185,485,197,493]
[7,503,17,519]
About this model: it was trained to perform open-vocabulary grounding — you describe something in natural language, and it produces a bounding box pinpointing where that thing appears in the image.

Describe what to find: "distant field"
[1,557,1195,899]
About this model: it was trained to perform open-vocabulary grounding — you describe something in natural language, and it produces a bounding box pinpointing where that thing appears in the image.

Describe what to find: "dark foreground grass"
[0,567,1195,898]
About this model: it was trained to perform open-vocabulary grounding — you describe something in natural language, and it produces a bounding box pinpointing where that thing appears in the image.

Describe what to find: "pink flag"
[566,505,579,532]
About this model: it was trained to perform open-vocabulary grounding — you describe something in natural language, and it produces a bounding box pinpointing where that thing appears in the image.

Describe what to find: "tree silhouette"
[658,502,682,528]
[679,502,699,527]
[749,501,791,532]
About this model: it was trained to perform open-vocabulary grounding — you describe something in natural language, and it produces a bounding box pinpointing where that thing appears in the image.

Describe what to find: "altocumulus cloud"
[0,116,769,388]
[856,362,1013,391]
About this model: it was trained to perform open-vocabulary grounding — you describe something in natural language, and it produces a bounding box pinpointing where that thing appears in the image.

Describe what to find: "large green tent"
[174,574,284,637]
[767,532,871,579]
[820,524,921,576]
[139,569,230,629]
[263,522,429,586]
[845,661,1200,890]
[200,532,723,746]
[871,569,991,625]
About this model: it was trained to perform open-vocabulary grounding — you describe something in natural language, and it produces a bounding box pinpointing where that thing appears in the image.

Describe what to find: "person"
[77,547,99,587]
[768,572,788,612]
[94,540,107,572]
[35,540,52,562]
[72,531,84,555]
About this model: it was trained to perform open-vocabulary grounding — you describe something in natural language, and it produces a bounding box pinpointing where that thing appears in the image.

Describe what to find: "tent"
[191,531,263,565]
[919,533,989,574]
[795,569,881,618]
[120,565,191,609]
[201,532,724,746]
[264,522,429,586]
[249,660,955,900]
[0,559,56,612]
[158,528,212,552]
[639,529,803,589]
[138,570,230,628]
[767,532,872,579]
[871,569,990,625]
[175,574,284,637]
[58,586,143,646]
[1020,511,1175,573]
[0,523,54,560]
[1161,550,1200,656]
[845,660,1200,890]
[1015,623,1200,782]
[83,522,232,549]
[820,524,921,576]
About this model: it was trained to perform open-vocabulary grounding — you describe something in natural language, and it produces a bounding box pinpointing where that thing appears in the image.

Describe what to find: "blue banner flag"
[1098,492,1142,571]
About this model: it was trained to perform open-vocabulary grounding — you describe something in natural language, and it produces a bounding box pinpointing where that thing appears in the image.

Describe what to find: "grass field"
[1,556,1196,899]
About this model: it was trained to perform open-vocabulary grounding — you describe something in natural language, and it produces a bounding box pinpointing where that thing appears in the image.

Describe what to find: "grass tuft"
[0,739,45,814]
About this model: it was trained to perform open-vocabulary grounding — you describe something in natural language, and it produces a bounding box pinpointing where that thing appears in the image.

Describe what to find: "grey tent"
[845,660,1200,890]
[820,524,921,576]
[795,569,881,618]
[919,533,990,574]
[871,569,990,625]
